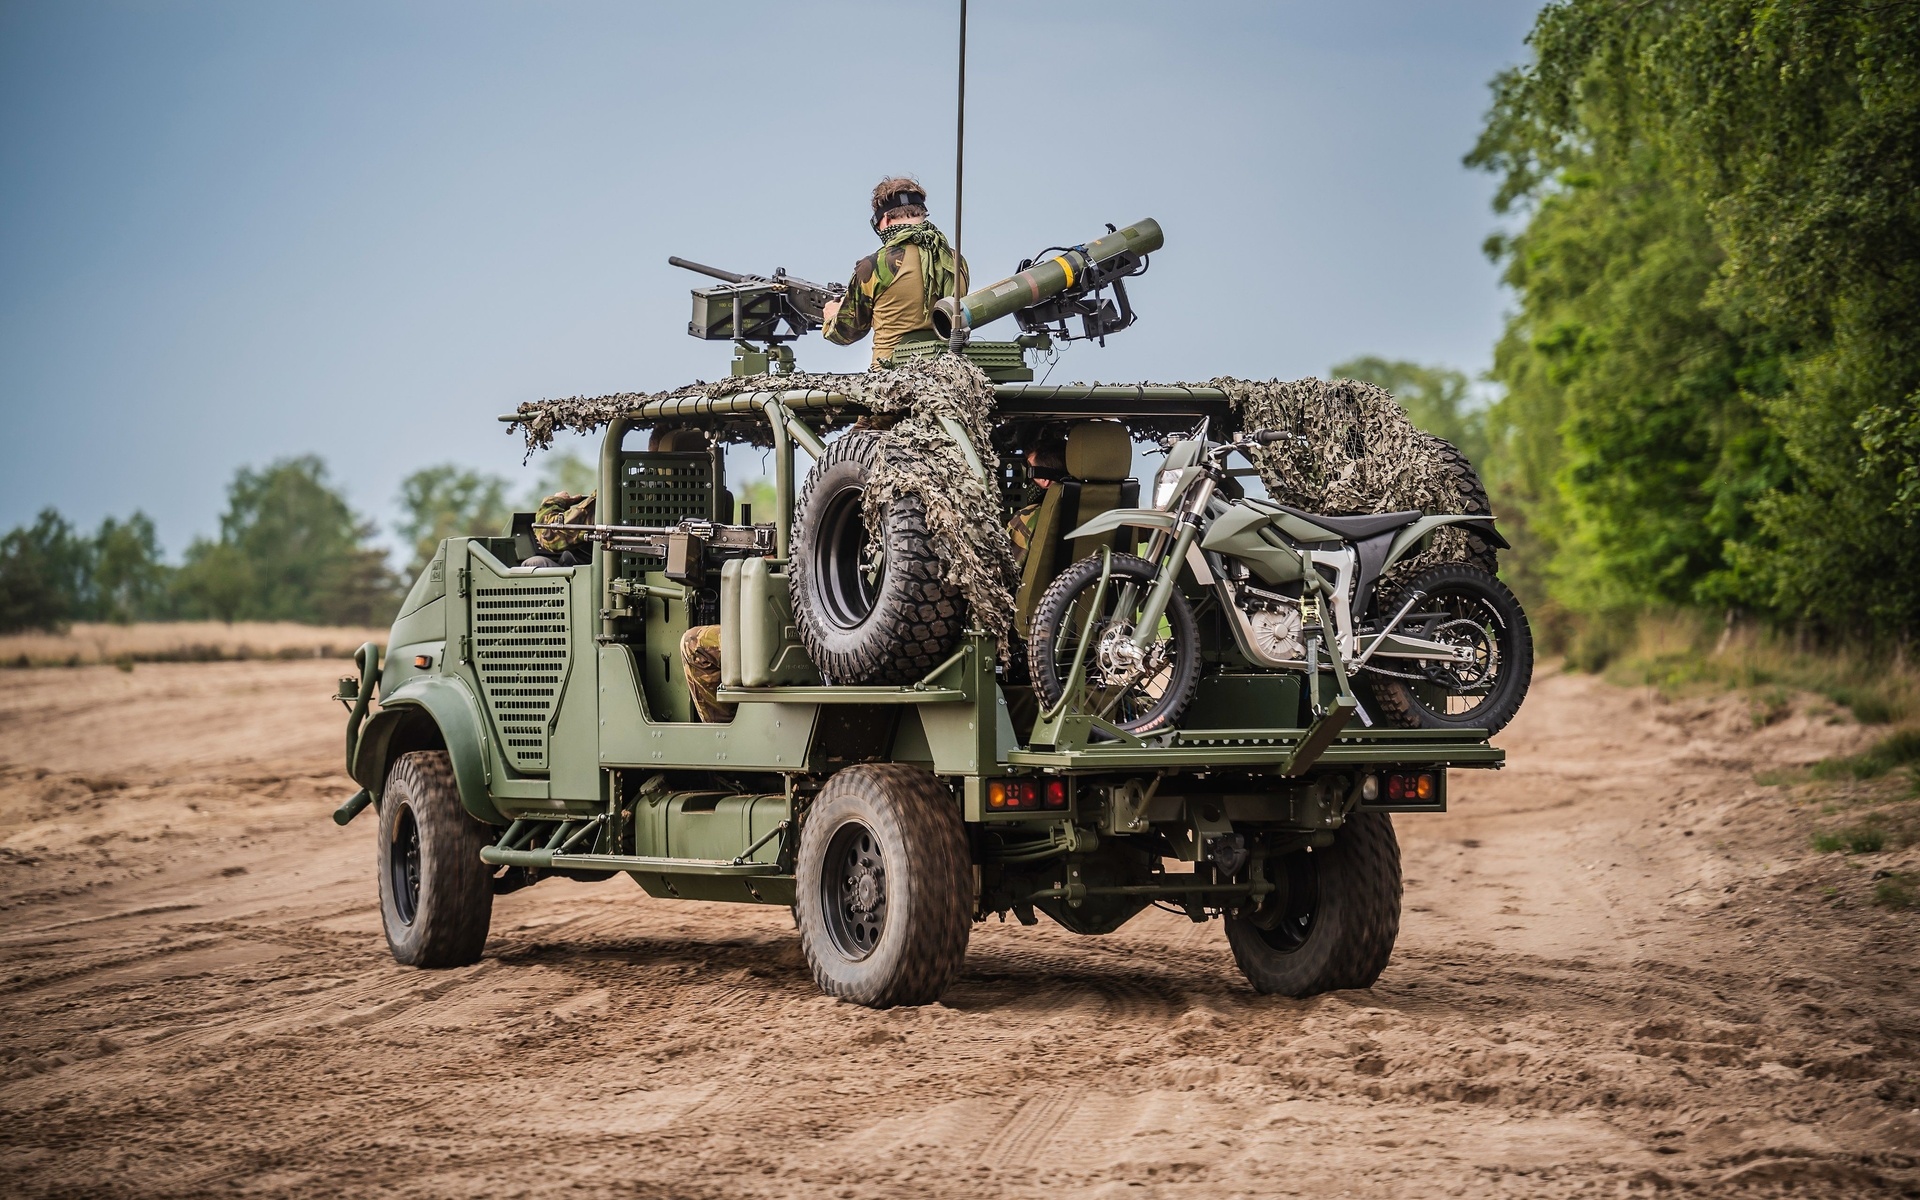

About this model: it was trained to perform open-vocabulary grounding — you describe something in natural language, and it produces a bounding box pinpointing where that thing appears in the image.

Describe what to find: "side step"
[478,845,785,877]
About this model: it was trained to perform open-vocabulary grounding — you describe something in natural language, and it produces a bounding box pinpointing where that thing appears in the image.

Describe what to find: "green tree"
[1329,356,1491,469]
[176,456,400,625]
[1467,0,1919,639]
[0,509,90,633]
[174,540,255,624]
[91,513,170,623]
[523,450,597,508]
[396,464,513,576]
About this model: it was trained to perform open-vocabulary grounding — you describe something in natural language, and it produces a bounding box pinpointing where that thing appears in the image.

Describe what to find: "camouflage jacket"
[533,491,596,552]
[824,221,969,366]
[1008,502,1041,565]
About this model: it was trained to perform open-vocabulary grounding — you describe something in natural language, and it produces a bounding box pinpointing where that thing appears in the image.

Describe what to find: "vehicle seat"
[1013,421,1138,639]
[1272,503,1424,541]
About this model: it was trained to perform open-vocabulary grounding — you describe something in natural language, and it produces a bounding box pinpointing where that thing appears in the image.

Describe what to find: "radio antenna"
[947,0,968,353]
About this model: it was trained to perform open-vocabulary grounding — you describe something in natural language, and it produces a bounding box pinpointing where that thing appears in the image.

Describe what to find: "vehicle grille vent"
[473,580,569,771]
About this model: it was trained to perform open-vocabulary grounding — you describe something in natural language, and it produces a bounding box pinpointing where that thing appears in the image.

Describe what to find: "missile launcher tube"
[931,218,1163,338]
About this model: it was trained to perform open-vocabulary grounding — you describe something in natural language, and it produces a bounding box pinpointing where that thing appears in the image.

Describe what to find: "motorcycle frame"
[1065,424,1486,678]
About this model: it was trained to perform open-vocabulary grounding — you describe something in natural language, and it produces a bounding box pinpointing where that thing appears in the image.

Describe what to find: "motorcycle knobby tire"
[1363,562,1532,735]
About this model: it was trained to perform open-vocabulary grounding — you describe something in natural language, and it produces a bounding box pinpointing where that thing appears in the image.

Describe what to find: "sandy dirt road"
[1,660,1916,1198]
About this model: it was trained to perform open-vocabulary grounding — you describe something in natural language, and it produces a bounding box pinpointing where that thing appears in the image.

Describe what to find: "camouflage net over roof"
[507,357,1021,651]
[505,368,1487,648]
[1208,375,1489,577]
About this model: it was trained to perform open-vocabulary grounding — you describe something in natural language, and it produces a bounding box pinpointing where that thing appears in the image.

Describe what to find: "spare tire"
[790,431,966,684]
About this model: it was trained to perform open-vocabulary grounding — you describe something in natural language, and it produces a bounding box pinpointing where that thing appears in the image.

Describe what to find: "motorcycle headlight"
[1153,470,1178,507]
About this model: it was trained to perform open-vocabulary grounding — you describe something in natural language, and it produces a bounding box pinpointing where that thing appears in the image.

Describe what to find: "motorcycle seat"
[1274,504,1424,540]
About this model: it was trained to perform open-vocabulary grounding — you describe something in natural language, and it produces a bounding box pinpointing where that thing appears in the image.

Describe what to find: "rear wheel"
[1363,563,1533,735]
[1224,812,1401,996]
[377,751,493,967]
[795,764,973,1007]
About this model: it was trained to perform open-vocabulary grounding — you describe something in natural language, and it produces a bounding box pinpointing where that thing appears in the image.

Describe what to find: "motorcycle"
[1026,420,1533,736]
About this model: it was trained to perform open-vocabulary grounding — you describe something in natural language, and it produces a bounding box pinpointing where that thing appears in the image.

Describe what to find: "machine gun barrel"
[931,217,1163,338]
[668,256,755,285]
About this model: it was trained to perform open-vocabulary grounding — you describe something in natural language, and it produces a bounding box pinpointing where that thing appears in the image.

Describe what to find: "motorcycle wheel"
[1362,563,1533,735]
[1027,552,1201,735]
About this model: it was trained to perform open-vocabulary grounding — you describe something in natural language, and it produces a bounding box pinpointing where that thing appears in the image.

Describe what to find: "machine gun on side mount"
[670,256,846,376]
[533,519,776,585]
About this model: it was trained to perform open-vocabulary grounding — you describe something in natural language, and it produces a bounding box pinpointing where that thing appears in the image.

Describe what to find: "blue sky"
[0,0,1540,558]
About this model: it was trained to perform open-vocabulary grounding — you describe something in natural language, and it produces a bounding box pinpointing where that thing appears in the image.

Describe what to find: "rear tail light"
[1378,772,1437,803]
[987,778,1068,811]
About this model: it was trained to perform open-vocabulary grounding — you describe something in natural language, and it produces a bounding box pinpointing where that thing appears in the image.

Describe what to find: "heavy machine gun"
[532,518,776,584]
[670,257,845,340]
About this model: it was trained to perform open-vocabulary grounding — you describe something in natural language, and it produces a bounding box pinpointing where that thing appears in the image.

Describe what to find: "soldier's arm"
[823,255,879,345]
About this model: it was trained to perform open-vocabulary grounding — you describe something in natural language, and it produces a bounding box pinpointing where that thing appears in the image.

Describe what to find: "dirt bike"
[1027,420,1533,737]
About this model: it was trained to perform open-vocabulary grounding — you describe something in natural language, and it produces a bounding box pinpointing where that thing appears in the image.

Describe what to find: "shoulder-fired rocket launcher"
[932,217,1163,345]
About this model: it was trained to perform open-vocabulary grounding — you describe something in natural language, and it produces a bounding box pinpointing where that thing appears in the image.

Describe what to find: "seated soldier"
[1008,442,1068,567]
[523,491,596,567]
[679,625,734,724]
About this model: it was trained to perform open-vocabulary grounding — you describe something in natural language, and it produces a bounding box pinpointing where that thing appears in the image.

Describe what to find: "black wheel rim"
[1046,571,1181,730]
[814,483,883,631]
[1403,586,1506,722]
[1248,851,1319,953]
[389,805,421,926]
[820,820,887,961]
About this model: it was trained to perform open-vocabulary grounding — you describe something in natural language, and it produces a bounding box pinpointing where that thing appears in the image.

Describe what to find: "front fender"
[354,675,502,826]
[1065,508,1176,541]
[1382,514,1510,576]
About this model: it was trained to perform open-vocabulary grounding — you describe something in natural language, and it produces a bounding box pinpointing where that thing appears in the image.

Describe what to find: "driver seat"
[1012,422,1138,639]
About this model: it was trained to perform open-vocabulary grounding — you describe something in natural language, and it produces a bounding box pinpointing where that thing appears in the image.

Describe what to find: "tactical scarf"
[879,221,961,318]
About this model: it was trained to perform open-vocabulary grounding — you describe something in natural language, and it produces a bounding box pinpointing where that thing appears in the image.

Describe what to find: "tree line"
[0,454,593,633]
[1463,0,1917,646]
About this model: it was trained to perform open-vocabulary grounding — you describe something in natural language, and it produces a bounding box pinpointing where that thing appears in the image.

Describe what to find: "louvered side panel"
[472,581,570,771]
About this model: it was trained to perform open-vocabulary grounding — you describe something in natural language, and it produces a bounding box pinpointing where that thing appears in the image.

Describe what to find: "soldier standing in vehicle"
[821,177,969,367]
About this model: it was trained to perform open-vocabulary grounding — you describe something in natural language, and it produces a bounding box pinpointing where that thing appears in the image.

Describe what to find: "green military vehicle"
[334,218,1531,1008]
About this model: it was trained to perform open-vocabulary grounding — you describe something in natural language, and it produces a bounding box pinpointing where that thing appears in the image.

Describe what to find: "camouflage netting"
[1206,376,1490,578]
[507,356,1020,649]
[851,354,1020,650]
[505,369,1486,648]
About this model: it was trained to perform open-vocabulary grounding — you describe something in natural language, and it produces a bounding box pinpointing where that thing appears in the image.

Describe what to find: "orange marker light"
[1415,774,1435,801]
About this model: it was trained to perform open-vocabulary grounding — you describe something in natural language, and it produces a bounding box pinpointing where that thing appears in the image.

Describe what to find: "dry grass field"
[0,621,385,668]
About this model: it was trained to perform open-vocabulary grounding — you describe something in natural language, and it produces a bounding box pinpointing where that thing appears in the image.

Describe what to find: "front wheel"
[1224,812,1401,996]
[795,764,973,1008]
[1362,563,1533,735]
[377,750,494,967]
[1027,552,1202,735]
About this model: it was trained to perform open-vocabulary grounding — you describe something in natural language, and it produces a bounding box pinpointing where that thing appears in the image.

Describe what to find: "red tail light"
[987,778,1068,811]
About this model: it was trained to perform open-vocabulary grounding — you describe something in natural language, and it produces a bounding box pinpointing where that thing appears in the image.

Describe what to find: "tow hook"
[333,788,374,827]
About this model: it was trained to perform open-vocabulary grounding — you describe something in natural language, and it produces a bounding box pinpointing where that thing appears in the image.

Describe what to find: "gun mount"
[671,256,846,376]
[933,218,1162,345]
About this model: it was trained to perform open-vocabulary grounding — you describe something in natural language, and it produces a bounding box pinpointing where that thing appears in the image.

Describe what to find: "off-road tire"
[1433,436,1498,573]
[377,750,493,968]
[1364,563,1533,735]
[1027,552,1202,735]
[795,763,972,1008]
[1224,811,1401,996]
[790,432,966,685]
